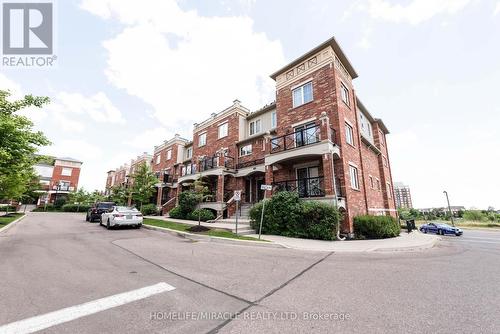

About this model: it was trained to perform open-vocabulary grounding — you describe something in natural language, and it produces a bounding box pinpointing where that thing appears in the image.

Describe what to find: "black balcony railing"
[181,163,197,176]
[236,158,265,169]
[273,176,325,198]
[270,125,321,154]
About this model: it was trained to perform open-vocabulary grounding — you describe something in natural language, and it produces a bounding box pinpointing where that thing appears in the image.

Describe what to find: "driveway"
[0,213,499,333]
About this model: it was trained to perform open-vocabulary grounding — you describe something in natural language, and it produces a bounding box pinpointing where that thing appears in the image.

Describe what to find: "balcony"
[270,125,321,154]
[236,158,264,169]
[273,176,325,198]
[266,125,339,166]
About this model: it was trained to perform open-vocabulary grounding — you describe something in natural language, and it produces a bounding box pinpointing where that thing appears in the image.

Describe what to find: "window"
[186,147,192,159]
[61,167,72,176]
[218,122,228,138]
[240,144,252,157]
[369,175,374,189]
[292,81,313,107]
[271,111,277,128]
[340,83,350,106]
[155,155,161,164]
[349,165,359,190]
[166,150,172,160]
[198,133,207,147]
[376,178,381,190]
[295,122,318,146]
[249,119,261,135]
[382,156,388,167]
[345,123,354,145]
[386,182,392,198]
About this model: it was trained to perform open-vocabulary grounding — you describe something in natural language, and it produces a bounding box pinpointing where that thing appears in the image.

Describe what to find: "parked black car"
[86,202,116,222]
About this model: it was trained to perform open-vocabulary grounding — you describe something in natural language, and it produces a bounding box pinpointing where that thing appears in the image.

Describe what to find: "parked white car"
[100,206,143,229]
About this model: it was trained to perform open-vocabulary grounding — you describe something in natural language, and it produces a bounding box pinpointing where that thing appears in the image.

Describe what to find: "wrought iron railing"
[270,125,321,154]
[181,163,197,176]
[236,158,265,169]
[273,176,325,198]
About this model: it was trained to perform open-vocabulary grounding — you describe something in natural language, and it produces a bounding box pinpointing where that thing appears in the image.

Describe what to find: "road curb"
[371,235,441,252]
[0,214,26,234]
[142,224,286,249]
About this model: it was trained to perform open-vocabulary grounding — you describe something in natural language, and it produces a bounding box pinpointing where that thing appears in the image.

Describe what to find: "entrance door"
[296,166,319,198]
[245,179,252,203]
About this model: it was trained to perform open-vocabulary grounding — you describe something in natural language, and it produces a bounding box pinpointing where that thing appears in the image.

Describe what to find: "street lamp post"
[443,190,454,226]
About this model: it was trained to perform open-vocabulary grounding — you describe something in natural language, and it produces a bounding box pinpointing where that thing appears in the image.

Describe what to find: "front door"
[296,166,319,197]
[245,179,252,203]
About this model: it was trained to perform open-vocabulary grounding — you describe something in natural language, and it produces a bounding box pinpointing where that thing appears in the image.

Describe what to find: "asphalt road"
[0,213,499,334]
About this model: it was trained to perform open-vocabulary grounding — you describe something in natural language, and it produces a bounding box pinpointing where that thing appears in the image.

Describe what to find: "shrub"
[462,210,486,222]
[178,191,199,216]
[62,204,91,212]
[53,197,67,209]
[353,215,400,239]
[168,206,184,219]
[141,204,158,216]
[0,205,17,212]
[187,209,215,222]
[33,204,57,212]
[249,192,339,240]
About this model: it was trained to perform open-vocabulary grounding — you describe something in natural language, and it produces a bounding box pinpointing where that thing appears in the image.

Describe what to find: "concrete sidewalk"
[145,216,439,252]
[145,215,255,234]
[247,231,440,252]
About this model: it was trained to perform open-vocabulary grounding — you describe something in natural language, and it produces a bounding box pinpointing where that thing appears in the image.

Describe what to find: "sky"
[1,0,499,209]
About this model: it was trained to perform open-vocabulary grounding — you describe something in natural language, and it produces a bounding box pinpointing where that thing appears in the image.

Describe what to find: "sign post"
[259,185,273,240]
[233,190,241,235]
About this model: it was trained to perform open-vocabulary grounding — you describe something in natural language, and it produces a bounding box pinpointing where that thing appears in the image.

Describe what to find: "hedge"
[353,215,400,239]
[249,192,339,240]
[0,205,17,212]
[141,204,158,216]
[62,204,91,212]
[187,209,215,222]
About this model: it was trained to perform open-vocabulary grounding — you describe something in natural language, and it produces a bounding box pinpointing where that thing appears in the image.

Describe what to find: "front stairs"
[212,203,255,235]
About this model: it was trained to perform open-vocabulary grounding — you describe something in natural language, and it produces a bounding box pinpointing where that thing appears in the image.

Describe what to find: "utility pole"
[443,190,454,226]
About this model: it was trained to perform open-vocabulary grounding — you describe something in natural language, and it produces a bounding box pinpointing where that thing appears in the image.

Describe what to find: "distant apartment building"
[393,182,413,209]
[105,36,397,236]
[34,157,82,205]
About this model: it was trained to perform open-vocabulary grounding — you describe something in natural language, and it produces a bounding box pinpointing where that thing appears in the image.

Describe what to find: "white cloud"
[54,91,125,124]
[363,0,471,25]
[79,0,285,135]
[124,127,173,150]
[494,2,500,15]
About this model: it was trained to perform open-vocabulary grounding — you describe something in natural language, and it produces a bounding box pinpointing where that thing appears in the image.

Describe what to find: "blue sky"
[2,0,499,209]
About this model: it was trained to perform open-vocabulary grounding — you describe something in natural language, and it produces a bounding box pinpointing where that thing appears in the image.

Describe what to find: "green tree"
[0,90,50,206]
[68,188,91,212]
[109,185,129,206]
[131,162,157,210]
[89,190,105,204]
[192,176,214,226]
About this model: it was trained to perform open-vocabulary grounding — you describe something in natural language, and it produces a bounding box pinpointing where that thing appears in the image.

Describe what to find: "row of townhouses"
[105,36,397,235]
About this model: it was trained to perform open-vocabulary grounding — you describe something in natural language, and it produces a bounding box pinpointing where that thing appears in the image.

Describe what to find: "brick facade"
[105,36,397,235]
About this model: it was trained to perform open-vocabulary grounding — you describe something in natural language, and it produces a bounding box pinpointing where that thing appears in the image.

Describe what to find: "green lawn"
[143,218,267,242]
[0,213,24,227]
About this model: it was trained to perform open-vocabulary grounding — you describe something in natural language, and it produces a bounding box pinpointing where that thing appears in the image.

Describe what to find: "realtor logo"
[2,2,53,54]
[2,1,56,67]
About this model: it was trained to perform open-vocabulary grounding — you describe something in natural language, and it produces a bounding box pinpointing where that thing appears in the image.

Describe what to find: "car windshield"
[115,206,138,212]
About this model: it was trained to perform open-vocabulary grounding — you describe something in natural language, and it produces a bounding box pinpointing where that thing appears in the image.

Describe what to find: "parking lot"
[0,213,499,333]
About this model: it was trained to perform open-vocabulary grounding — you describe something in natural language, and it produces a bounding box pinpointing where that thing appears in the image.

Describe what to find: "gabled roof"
[270,36,358,80]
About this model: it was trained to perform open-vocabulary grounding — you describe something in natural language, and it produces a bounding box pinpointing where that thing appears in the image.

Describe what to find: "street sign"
[233,190,242,201]
[260,184,272,191]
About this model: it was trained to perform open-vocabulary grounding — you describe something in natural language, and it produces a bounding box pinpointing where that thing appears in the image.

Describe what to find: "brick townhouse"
[34,157,83,205]
[106,36,397,235]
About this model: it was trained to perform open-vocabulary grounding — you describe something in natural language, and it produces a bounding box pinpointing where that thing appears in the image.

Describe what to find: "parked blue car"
[420,222,463,236]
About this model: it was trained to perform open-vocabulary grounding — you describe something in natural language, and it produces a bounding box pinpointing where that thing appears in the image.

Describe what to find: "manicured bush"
[62,204,91,212]
[140,204,158,216]
[187,209,215,222]
[53,198,67,209]
[168,206,184,219]
[178,191,199,216]
[0,205,17,212]
[33,204,57,212]
[249,192,339,240]
[353,215,400,239]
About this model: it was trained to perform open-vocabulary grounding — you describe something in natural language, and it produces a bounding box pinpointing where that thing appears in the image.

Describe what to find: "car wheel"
[85,215,89,222]
[106,219,111,230]
[99,218,103,226]
[438,229,443,235]
[135,224,142,229]
[422,228,427,233]
[455,232,460,236]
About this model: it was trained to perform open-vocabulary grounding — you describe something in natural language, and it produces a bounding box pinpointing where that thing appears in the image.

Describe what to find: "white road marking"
[0,282,175,334]
[451,239,500,245]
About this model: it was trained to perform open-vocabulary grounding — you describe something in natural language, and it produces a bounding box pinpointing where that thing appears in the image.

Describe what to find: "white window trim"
[290,77,313,91]
[291,117,316,129]
[240,144,252,157]
[345,122,354,146]
[271,111,277,129]
[155,155,161,165]
[198,132,207,147]
[292,82,314,108]
[218,122,228,139]
[166,150,172,160]
[348,164,360,190]
[340,81,350,106]
[61,167,72,176]
[249,119,262,136]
